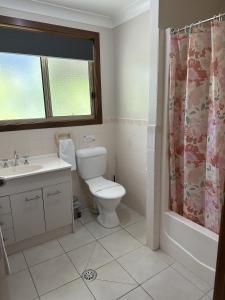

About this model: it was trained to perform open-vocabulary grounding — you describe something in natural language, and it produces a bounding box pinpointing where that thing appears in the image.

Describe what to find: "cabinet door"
[0,196,11,216]
[43,182,72,231]
[11,189,45,241]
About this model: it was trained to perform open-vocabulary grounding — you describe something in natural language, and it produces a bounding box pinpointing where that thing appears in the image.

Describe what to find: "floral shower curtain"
[169,21,225,234]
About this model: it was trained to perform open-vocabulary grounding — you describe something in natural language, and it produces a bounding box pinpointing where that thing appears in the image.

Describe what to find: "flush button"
[83,135,96,143]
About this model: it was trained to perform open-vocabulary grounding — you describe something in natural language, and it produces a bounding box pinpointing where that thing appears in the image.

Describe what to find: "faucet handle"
[23,155,29,165]
[1,159,9,168]
[14,151,19,159]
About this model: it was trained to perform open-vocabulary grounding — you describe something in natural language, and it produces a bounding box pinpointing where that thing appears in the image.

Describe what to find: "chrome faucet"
[14,151,19,166]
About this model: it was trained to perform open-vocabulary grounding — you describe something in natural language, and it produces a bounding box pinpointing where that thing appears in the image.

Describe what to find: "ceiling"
[0,0,150,28]
[32,0,137,17]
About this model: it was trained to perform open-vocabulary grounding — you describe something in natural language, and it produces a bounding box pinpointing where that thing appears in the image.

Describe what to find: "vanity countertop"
[0,153,72,181]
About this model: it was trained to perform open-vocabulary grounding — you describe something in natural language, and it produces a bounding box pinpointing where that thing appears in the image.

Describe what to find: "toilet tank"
[76,147,107,180]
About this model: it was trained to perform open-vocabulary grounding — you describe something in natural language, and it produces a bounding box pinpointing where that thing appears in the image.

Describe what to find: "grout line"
[83,222,124,240]
[116,285,155,300]
[116,285,141,300]
[27,253,81,297]
[95,277,137,286]
[139,265,171,286]
[92,235,142,287]
[65,248,97,300]
[22,252,40,298]
[80,276,97,300]
[83,241,98,271]
[57,234,96,253]
[38,276,82,298]
[141,285,156,300]
[120,217,146,229]
[170,263,212,294]
[23,251,66,269]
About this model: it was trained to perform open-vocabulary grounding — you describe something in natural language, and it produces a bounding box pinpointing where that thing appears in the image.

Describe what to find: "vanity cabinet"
[0,168,73,250]
[11,189,45,241]
[0,196,11,215]
[0,196,15,245]
[43,182,72,231]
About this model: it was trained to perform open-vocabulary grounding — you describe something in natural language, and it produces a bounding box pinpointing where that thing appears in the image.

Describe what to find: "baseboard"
[6,224,73,255]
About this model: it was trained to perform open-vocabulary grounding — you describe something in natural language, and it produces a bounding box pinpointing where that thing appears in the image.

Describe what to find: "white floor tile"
[8,252,27,273]
[0,269,38,300]
[99,230,141,258]
[58,226,95,252]
[172,262,212,293]
[142,267,204,300]
[119,286,153,300]
[30,254,79,296]
[87,260,137,300]
[118,246,168,284]
[206,289,214,299]
[68,241,113,275]
[80,209,96,224]
[154,249,175,266]
[200,296,211,300]
[23,240,64,267]
[124,220,147,244]
[85,220,122,239]
[40,278,94,300]
[117,207,144,227]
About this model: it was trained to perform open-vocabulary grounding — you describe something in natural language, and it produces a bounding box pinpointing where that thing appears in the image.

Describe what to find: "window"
[0,53,45,120]
[48,58,92,117]
[0,15,102,131]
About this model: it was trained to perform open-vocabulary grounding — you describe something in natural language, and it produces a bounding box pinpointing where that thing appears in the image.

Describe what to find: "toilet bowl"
[76,147,126,228]
[86,177,126,228]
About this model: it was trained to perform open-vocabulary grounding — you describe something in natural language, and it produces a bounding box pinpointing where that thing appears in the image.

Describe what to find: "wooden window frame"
[0,15,102,132]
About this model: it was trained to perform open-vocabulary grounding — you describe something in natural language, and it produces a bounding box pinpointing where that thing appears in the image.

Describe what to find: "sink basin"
[0,165,42,178]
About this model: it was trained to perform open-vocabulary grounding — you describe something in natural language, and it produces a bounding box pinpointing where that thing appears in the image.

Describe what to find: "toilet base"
[97,211,120,229]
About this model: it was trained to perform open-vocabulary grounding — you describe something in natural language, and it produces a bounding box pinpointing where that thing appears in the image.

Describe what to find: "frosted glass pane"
[0,53,45,120]
[48,58,91,116]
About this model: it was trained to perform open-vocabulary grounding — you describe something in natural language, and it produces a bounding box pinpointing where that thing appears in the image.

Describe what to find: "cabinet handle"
[25,195,40,202]
[47,191,61,197]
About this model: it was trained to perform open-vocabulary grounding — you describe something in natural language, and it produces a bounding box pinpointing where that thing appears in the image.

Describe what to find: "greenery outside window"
[0,15,102,131]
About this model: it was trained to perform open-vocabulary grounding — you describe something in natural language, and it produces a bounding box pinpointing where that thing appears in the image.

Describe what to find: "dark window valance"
[0,27,93,60]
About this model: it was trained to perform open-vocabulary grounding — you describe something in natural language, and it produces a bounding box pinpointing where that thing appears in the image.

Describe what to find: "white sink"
[0,165,42,177]
[0,154,72,181]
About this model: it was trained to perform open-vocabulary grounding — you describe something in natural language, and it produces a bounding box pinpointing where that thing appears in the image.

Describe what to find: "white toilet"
[76,147,126,228]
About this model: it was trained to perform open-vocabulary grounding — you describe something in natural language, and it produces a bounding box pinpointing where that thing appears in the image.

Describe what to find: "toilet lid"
[94,185,126,199]
[85,177,126,199]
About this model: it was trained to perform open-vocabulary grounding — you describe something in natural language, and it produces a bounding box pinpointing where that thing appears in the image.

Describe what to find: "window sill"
[0,115,103,132]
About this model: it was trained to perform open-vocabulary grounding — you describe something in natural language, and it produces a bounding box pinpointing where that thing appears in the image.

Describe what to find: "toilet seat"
[85,177,126,199]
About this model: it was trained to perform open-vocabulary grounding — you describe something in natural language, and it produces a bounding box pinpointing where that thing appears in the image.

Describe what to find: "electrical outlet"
[83,135,96,143]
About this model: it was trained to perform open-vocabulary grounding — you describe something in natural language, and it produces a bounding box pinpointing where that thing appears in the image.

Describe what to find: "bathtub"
[160,211,218,284]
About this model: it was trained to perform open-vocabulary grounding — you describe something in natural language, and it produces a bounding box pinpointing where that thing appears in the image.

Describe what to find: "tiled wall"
[0,119,115,209]
[115,118,148,216]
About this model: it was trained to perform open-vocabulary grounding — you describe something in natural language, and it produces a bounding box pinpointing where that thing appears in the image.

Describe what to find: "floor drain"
[82,269,97,282]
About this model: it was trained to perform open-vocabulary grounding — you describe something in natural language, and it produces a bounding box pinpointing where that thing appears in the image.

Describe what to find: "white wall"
[114,11,150,120]
[0,8,116,209]
[113,11,150,215]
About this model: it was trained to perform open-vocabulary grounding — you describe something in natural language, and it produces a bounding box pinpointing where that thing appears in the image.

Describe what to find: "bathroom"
[0,0,225,299]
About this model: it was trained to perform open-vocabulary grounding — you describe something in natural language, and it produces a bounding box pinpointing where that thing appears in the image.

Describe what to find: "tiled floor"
[3,205,214,300]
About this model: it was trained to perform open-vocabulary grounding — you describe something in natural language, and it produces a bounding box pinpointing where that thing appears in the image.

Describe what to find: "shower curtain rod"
[171,12,225,33]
